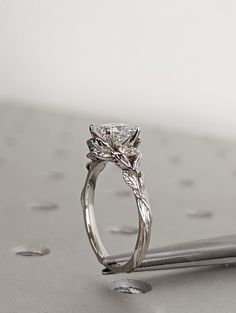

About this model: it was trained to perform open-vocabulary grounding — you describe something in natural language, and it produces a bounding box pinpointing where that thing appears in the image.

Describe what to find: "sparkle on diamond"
[94,123,136,144]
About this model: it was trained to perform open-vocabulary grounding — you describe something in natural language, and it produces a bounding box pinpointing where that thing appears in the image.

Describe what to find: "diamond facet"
[93,123,136,144]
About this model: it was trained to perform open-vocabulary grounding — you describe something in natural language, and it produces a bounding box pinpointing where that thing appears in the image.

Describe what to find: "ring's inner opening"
[95,163,138,257]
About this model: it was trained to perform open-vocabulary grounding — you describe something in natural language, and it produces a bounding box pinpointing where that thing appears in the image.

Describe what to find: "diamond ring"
[81,123,152,273]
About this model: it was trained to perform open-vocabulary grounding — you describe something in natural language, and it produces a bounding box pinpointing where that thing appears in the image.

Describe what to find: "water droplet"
[29,201,58,211]
[12,245,50,256]
[185,209,213,218]
[108,225,138,235]
[111,279,152,294]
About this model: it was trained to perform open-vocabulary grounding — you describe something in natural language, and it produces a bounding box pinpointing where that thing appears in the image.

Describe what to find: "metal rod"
[102,234,236,275]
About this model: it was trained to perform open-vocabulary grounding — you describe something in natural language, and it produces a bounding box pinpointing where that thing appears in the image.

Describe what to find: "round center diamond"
[94,123,136,144]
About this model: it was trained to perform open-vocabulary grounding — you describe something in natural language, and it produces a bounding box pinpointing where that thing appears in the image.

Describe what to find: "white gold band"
[81,123,152,273]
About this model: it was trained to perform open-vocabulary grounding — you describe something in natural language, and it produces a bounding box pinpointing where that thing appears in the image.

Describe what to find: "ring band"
[81,123,152,273]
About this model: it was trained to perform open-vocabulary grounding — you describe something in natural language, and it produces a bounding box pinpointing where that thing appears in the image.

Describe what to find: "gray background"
[1,104,236,312]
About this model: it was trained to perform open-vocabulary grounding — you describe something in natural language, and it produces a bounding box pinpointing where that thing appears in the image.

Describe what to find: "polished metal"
[81,123,152,273]
[102,234,236,274]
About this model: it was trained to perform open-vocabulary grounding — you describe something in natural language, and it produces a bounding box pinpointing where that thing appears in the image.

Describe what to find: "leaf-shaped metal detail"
[87,138,112,159]
[138,171,146,190]
[122,170,139,190]
[137,198,152,227]
[89,124,103,139]
[113,152,132,169]
[131,151,142,170]
[87,124,142,171]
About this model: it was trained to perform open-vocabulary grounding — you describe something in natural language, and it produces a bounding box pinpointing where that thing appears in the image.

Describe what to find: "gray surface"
[1,104,236,312]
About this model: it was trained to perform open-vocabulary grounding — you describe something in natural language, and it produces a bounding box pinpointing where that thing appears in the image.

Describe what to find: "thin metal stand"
[102,234,236,274]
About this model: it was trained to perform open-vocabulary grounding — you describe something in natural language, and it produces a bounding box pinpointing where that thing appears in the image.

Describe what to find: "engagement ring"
[81,123,152,273]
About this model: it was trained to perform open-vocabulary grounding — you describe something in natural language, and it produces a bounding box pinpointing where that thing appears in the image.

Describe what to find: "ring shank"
[81,160,152,273]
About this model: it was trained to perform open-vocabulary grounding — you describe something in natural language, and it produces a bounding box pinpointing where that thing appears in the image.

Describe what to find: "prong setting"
[86,123,141,171]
